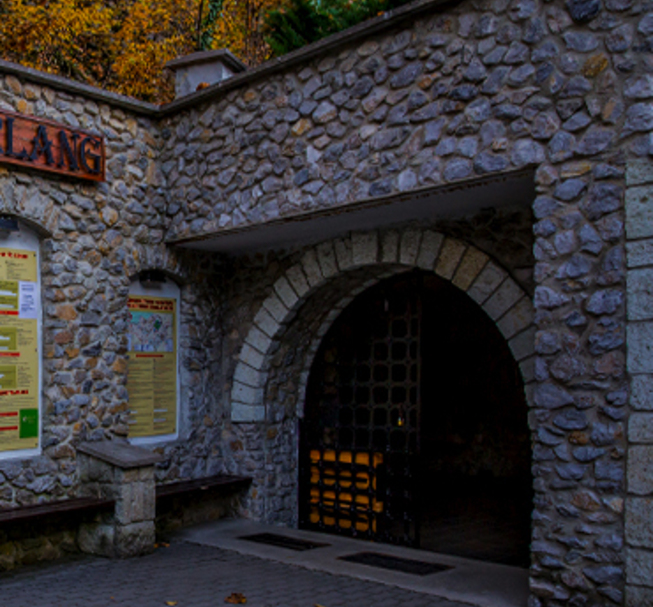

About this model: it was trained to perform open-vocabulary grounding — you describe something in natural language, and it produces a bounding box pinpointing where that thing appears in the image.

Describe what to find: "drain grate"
[338,552,452,576]
[238,532,331,551]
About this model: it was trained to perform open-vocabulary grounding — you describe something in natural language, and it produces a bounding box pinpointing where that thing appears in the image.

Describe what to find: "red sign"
[0,110,105,182]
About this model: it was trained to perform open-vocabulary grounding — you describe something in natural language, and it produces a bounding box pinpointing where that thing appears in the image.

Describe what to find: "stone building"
[0,0,651,604]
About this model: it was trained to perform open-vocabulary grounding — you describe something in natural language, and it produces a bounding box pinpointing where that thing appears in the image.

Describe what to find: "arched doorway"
[299,270,532,567]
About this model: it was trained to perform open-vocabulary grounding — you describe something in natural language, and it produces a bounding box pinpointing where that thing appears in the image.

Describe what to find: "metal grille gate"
[299,276,422,547]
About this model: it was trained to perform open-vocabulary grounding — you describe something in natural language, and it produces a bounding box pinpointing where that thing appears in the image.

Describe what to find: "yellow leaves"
[165,602,178,606]
[224,593,247,604]
[0,0,282,100]
[0,0,198,101]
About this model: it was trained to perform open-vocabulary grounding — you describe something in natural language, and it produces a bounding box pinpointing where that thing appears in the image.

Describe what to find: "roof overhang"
[169,168,535,255]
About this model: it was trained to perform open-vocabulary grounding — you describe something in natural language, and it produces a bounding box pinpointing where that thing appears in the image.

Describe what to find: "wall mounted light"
[0,215,19,238]
[139,270,166,289]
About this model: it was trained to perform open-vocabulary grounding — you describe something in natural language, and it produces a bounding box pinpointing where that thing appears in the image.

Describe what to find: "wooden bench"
[155,474,252,500]
[0,495,115,524]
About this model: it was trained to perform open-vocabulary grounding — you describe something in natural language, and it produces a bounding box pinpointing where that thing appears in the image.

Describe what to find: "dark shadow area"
[300,270,532,569]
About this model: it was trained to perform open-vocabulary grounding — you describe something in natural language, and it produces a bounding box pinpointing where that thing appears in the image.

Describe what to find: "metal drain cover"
[239,532,331,551]
[338,552,452,576]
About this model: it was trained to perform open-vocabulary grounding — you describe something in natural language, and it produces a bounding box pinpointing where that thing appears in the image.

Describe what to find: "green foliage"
[198,0,224,51]
[263,0,411,57]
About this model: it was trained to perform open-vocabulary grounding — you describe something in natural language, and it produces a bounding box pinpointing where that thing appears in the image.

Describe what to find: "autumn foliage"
[0,0,410,102]
[0,0,279,102]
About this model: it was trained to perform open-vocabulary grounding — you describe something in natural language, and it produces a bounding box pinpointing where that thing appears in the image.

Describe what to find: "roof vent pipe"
[165,49,246,98]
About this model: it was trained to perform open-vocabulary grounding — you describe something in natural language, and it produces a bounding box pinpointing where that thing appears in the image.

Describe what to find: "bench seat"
[155,474,251,499]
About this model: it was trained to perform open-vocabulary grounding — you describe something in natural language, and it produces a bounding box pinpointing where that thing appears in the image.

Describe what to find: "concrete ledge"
[78,441,164,469]
[0,59,157,115]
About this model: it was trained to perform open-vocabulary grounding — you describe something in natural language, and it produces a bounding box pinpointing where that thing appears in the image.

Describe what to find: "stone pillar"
[625,158,653,605]
[76,441,164,558]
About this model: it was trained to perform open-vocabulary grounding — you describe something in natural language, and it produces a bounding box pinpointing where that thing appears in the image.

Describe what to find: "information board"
[0,248,39,451]
[127,295,177,437]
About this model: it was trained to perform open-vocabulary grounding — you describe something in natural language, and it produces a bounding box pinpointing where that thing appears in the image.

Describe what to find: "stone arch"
[231,228,535,422]
[125,243,191,285]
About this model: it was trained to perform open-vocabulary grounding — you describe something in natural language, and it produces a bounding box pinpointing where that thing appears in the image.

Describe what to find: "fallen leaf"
[165,602,178,606]
[160,542,170,547]
[225,592,247,604]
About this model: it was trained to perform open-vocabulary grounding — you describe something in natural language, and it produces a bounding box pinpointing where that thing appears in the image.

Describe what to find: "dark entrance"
[299,270,532,567]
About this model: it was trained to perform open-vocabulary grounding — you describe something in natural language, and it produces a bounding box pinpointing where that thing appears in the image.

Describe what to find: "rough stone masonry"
[0,0,650,605]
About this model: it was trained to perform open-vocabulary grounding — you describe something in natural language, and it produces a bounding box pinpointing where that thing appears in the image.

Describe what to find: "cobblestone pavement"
[0,541,471,607]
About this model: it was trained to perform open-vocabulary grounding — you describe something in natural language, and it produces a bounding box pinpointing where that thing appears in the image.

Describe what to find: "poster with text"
[127,295,177,437]
[0,248,39,451]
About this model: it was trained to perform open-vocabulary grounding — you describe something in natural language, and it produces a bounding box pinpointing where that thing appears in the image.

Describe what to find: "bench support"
[77,441,163,558]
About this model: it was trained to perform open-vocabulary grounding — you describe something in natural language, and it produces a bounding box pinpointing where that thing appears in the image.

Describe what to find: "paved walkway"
[0,541,471,607]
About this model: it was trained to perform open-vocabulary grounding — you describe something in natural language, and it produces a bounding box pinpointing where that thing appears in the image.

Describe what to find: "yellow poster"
[0,248,39,452]
[127,296,177,437]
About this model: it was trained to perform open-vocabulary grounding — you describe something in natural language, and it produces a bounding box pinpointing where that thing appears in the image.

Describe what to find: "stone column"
[625,158,653,605]
[76,441,164,558]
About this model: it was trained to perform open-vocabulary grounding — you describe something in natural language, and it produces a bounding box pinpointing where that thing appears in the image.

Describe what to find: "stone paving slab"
[0,541,470,607]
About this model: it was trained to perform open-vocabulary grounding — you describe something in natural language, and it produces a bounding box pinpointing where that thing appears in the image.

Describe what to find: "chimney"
[165,49,247,98]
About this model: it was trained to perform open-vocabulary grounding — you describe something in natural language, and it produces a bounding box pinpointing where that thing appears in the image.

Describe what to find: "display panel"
[0,245,40,453]
[127,292,178,439]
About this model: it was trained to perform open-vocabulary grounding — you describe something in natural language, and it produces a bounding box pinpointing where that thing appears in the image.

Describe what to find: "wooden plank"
[156,474,252,499]
[0,109,105,182]
[0,496,114,523]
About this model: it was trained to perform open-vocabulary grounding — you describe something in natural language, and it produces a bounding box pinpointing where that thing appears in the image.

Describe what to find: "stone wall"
[625,159,653,605]
[156,0,650,604]
[0,74,228,566]
[0,0,648,602]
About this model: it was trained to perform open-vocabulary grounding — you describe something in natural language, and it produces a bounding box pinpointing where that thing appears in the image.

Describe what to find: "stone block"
[626,548,653,586]
[78,523,115,558]
[627,159,653,186]
[497,297,534,340]
[301,249,323,287]
[626,185,653,240]
[630,413,653,443]
[435,238,466,280]
[78,454,114,484]
[626,240,653,268]
[628,446,653,495]
[452,247,489,292]
[316,241,338,277]
[626,584,653,606]
[351,231,378,267]
[253,306,279,338]
[508,327,535,362]
[239,343,264,370]
[467,263,508,304]
[273,276,299,310]
[629,268,653,321]
[416,230,443,270]
[381,230,399,263]
[483,279,524,321]
[632,374,653,410]
[399,229,421,266]
[245,325,272,354]
[116,482,146,524]
[626,497,653,548]
[115,468,140,484]
[628,322,653,374]
[262,293,289,323]
[234,362,260,388]
[231,402,266,423]
[285,265,310,298]
[334,238,354,271]
[519,356,535,383]
[114,521,155,558]
[231,381,262,406]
